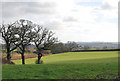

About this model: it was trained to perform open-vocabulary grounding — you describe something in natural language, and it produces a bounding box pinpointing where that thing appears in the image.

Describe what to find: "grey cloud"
[63,16,78,22]
[43,21,62,30]
[94,2,115,10]
[2,2,56,18]
[101,3,114,10]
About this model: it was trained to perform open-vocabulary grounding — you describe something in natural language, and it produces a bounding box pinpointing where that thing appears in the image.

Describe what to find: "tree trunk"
[6,44,11,63]
[21,52,25,64]
[38,53,42,64]
[7,52,11,63]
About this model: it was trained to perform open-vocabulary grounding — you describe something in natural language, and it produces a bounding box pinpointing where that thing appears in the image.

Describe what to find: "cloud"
[43,21,63,30]
[93,0,118,20]
[2,2,56,18]
[55,21,118,42]
[23,2,56,14]
[0,0,118,42]
[63,16,78,22]
[101,2,114,10]
[94,1,117,10]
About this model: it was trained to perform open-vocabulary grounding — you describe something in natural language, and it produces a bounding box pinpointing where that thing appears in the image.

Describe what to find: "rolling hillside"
[2,51,118,79]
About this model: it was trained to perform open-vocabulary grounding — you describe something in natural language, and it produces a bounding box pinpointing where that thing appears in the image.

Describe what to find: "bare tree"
[0,19,57,64]
[51,43,70,54]
[65,41,79,51]
[102,46,107,49]
[16,19,37,64]
[83,45,90,50]
[0,22,21,63]
[33,27,57,64]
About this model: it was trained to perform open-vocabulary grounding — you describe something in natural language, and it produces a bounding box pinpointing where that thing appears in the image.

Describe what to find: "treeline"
[50,41,95,54]
[51,41,79,54]
[50,42,118,54]
[72,49,120,52]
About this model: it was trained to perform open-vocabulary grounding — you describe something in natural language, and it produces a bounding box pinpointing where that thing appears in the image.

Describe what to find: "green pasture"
[13,51,118,64]
[2,51,119,79]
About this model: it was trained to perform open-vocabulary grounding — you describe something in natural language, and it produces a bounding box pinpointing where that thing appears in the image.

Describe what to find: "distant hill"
[1,42,118,49]
[76,42,118,49]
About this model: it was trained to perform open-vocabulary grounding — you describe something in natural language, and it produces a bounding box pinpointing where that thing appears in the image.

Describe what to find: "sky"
[0,0,119,43]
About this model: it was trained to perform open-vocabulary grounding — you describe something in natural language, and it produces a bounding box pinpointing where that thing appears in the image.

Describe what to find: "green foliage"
[51,43,70,54]
[42,50,51,54]
[51,41,80,54]
[65,41,79,51]
[82,45,90,50]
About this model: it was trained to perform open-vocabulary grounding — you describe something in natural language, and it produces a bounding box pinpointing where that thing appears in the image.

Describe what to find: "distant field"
[2,51,118,79]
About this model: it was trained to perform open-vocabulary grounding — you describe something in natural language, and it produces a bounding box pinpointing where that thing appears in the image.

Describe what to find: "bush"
[35,59,44,64]
[2,58,15,64]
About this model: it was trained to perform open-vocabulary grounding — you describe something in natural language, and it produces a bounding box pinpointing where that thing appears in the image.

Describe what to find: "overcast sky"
[0,0,119,43]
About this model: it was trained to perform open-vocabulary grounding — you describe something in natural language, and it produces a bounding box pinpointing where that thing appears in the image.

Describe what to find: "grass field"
[2,51,119,79]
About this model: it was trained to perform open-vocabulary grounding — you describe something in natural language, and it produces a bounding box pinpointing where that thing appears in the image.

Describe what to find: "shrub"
[2,58,15,64]
[35,59,44,64]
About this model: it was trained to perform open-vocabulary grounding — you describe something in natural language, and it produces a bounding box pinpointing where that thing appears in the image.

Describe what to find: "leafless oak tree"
[33,26,57,64]
[0,22,21,63]
[16,19,38,64]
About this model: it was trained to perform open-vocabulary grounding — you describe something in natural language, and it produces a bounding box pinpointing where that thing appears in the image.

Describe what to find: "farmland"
[2,51,118,79]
